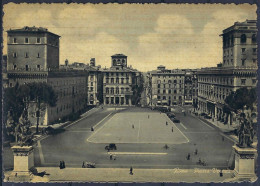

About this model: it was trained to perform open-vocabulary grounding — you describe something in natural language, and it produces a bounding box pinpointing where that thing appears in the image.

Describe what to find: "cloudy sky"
[3,3,257,71]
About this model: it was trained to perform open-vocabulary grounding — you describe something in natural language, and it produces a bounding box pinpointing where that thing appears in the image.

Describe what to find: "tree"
[26,82,58,133]
[225,87,256,113]
[4,82,57,142]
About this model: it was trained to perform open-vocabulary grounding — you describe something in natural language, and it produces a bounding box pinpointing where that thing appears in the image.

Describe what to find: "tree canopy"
[224,87,257,112]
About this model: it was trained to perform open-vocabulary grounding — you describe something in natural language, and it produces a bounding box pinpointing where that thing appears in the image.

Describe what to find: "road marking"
[166,117,189,143]
[37,140,45,164]
[108,152,168,155]
[86,113,117,143]
[93,112,113,129]
[180,123,187,130]
[137,120,141,141]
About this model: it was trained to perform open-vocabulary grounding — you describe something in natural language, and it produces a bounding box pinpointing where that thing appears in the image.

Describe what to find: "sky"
[3,3,257,71]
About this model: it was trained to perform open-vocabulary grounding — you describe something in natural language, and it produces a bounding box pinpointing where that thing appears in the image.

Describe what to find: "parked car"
[172,118,180,123]
[82,162,96,168]
[105,143,117,150]
[204,115,212,119]
[167,113,176,119]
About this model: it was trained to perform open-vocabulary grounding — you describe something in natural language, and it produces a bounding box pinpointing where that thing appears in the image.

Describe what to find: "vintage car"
[82,162,96,168]
[105,143,117,150]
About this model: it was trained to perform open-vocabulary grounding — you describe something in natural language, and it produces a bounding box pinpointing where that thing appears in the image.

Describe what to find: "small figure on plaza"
[172,127,173,132]
[194,149,198,155]
[132,124,134,129]
[82,161,85,168]
[187,153,190,160]
[166,121,168,126]
[130,166,133,175]
[91,126,94,131]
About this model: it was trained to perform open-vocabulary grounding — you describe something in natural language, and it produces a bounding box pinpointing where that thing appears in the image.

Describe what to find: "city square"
[2,3,258,183]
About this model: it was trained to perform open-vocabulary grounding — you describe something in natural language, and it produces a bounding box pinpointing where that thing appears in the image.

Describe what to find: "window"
[158,90,160,94]
[116,87,119,94]
[231,59,233,64]
[13,52,17,58]
[121,88,124,94]
[116,78,119,84]
[121,78,124,84]
[241,79,246,85]
[253,48,257,53]
[37,53,40,58]
[25,65,29,71]
[163,89,166,94]
[252,34,256,43]
[13,38,17,43]
[157,96,161,99]
[126,77,129,84]
[174,90,177,94]
[252,79,256,84]
[106,88,109,94]
[91,82,93,86]
[169,90,171,94]
[163,96,166,100]
[253,59,257,63]
[13,64,17,70]
[25,38,29,43]
[111,88,114,94]
[111,78,114,84]
[37,37,41,43]
[37,65,40,70]
[242,59,245,66]
[157,80,161,84]
[241,48,246,53]
[25,52,29,58]
[240,34,246,43]
[106,78,109,83]
[157,84,160,88]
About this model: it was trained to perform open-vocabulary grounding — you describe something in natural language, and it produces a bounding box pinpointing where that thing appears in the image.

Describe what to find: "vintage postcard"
[2,2,258,183]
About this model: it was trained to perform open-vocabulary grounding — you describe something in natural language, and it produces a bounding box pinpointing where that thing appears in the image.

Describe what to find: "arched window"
[252,34,256,43]
[240,34,247,43]
[168,80,171,84]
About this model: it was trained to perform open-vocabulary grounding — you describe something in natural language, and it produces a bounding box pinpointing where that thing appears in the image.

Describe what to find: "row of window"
[105,87,130,94]
[155,75,184,79]
[13,64,41,71]
[105,77,130,84]
[13,37,41,44]
[223,34,256,47]
[157,83,183,88]
[105,97,130,105]
[157,89,182,94]
[157,95,182,100]
[198,77,234,85]
[13,52,41,58]
[105,72,130,77]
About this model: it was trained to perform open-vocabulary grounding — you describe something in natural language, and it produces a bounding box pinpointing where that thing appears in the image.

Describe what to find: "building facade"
[148,66,185,106]
[85,58,103,106]
[6,26,88,125]
[197,20,257,124]
[102,54,139,106]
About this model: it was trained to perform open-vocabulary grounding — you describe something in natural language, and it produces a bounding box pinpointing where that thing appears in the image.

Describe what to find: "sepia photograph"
[1,2,258,183]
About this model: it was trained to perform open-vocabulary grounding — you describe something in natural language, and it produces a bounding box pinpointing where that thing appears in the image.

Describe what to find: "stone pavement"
[4,167,235,183]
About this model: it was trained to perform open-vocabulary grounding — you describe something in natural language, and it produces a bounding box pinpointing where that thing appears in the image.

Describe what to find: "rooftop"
[111,54,127,57]
[7,26,60,37]
[221,20,257,35]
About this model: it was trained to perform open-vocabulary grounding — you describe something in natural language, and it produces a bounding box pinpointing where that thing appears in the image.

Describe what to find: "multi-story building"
[197,20,257,124]
[85,58,103,105]
[148,66,185,106]
[102,54,139,106]
[6,26,88,125]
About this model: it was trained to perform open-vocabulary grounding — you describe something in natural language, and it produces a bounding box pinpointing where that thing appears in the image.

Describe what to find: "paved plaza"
[87,112,189,144]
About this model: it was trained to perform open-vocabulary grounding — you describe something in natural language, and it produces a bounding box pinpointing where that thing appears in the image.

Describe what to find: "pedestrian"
[132,124,134,129]
[187,153,190,160]
[194,149,198,155]
[59,161,63,169]
[172,127,173,132]
[220,169,223,177]
[198,158,201,164]
[82,161,85,168]
[130,166,133,175]
[110,154,113,160]
[166,121,168,125]
[62,160,66,168]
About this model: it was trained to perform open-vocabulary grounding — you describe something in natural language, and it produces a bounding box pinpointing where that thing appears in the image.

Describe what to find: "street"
[34,106,234,169]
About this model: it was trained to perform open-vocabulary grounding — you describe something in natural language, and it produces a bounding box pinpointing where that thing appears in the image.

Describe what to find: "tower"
[111,54,127,68]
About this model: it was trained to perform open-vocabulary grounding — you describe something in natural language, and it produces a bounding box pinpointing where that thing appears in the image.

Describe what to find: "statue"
[16,108,34,146]
[237,112,254,148]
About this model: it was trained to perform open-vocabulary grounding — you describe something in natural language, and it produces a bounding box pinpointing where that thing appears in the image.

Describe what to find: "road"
[33,106,234,169]
[3,106,235,170]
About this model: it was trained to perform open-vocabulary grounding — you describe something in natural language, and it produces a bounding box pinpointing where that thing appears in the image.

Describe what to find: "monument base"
[9,146,34,182]
[233,145,257,179]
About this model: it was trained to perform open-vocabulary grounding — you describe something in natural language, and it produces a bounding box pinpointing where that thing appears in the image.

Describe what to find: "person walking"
[132,124,134,129]
[130,166,133,175]
[59,161,62,169]
[172,127,173,132]
[166,121,168,126]
[110,154,113,160]
[82,161,85,168]
[220,169,223,177]
[187,153,190,160]
[194,149,198,155]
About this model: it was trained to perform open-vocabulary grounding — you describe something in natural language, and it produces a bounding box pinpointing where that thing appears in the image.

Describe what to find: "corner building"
[197,20,257,125]
[102,54,139,106]
[6,26,87,125]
